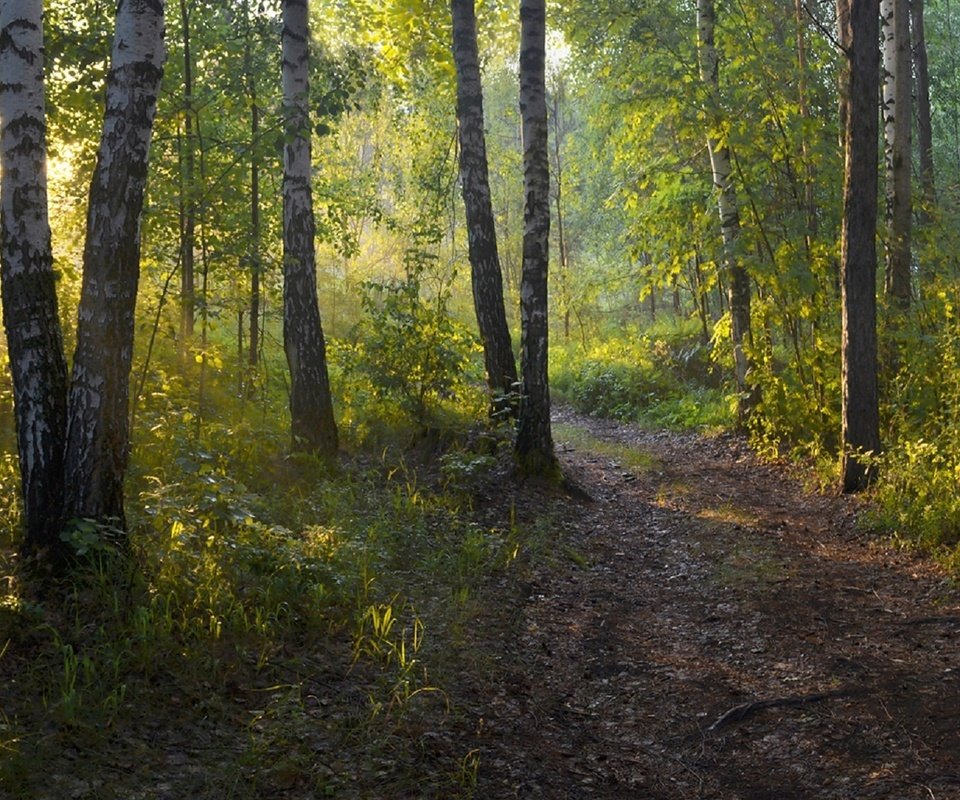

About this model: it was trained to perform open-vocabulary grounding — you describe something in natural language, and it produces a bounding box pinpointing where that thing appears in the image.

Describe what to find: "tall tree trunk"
[281,0,338,454]
[795,0,818,243]
[912,0,936,218]
[515,0,555,473]
[551,84,572,343]
[697,0,752,423]
[881,0,912,309]
[178,0,196,343]
[0,0,69,554]
[838,0,881,492]
[450,0,518,414]
[63,0,166,525]
[244,0,261,369]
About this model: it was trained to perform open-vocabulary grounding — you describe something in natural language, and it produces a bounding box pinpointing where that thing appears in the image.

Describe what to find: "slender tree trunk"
[281,0,338,454]
[881,0,912,309]
[697,0,752,423]
[838,0,881,492]
[63,0,166,525]
[551,84,572,344]
[912,0,936,217]
[795,0,818,242]
[450,0,518,414]
[0,0,69,554]
[178,0,196,343]
[245,1,261,369]
[515,0,555,473]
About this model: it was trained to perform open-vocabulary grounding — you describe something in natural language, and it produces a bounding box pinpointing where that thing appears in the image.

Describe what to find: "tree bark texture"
[178,0,195,342]
[911,0,936,216]
[0,0,69,552]
[450,0,518,414]
[881,0,912,309]
[281,0,338,454]
[63,0,166,525]
[697,0,752,423]
[838,0,881,493]
[515,0,555,473]
[245,0,261,369]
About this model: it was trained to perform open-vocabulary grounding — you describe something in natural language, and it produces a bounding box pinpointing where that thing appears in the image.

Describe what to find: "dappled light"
[0,0,959,796]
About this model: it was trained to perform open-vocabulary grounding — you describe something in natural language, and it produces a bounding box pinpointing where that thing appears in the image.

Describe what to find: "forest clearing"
[3,0,960,797]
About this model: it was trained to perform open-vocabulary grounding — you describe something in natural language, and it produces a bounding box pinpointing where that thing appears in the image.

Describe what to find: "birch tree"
[881,0,912,308]
[0,0,69,553]
[838,0,881,492]
[450,0,518,415]
[515,0,555,473]
[281,0,338,454]
[696,0,752,422]
[63,0,167,525]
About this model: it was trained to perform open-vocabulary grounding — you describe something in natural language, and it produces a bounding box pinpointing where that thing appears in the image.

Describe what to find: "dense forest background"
[3,0,960,795]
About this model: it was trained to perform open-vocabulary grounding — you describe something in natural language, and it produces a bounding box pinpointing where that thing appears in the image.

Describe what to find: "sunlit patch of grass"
[697,503,760,528]
[553,423,659,472]
[712,538,786,587]
[654,481,690,509]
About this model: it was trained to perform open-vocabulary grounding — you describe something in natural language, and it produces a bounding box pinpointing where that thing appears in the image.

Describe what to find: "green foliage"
[341,252,483,426]
[0,368,529,796]
[551,320,729,430]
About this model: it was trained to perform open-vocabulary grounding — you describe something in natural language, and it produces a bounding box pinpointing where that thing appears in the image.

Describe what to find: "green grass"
[550,317,733,432]
[0,341,544,799]
[553,423,659,472]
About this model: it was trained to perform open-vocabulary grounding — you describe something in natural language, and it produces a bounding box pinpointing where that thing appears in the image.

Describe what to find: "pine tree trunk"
[697,0,752,423]
[281,0,338,454]
[63,0,166,525]
[450,0,518,414]
[838,0,881,492]
[881,0,912,309]
[515,0,555,474]
[0,0,69,554]
[912,0,936,217]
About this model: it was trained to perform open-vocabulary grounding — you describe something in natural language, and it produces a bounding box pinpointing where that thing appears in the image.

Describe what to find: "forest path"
[465,408,960,799]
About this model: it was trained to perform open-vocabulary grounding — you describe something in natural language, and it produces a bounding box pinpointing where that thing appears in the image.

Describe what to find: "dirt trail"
[466,409,960,799]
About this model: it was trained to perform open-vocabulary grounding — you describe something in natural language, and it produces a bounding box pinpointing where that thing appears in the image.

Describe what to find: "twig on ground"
[706,687,869,733]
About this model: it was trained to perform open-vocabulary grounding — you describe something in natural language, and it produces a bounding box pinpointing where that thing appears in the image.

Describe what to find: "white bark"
[0,0,69,550]
[64,0,166,524]
[281,0,338,453]
[881,0,912,308]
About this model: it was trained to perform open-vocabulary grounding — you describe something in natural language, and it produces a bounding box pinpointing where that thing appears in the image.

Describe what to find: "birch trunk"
[515,0,555,474]
[451,0,518,415]
[0,0,69,553]
[63,0,166,525]
[881,0,912,309]
[838,0,881,492]
[697,0,752,423]
[282,0,338,454]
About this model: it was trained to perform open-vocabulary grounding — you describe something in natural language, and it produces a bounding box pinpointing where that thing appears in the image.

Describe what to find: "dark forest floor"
[4,407,960,799]
[458,408,960,799]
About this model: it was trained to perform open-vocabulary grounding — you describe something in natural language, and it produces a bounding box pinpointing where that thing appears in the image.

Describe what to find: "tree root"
[706,686,869,733]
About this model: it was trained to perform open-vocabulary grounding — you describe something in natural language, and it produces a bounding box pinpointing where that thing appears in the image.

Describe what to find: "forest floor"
[454,407,960,799]
[5,407,960,799]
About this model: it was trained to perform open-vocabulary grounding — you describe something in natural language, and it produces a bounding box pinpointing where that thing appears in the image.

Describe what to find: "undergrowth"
[0,331,543,799]
[550,318,730,431]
